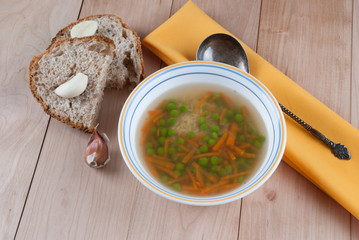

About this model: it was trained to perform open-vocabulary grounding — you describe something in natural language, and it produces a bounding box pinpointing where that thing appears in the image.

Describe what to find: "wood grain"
[16,0,172,239]
[239,0,352,239]
[0,0,82,239]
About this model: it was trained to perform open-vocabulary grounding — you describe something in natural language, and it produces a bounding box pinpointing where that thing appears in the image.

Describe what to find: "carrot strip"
[221,171,249,180]
[244,153,256,158]
[226,122,238,146]
[186,169,198,189]
[193,164,204,187]
[201,180,229,194]
[164,138,169,157]
[144,156,175,169]
[192,133,206,141]
[182,185,198,192]
[193,91,213,112]
[183,137,200,148]
[227,149,236,161]
[242,106,247,117]
[192,152,221,159]
[231,145,245,156]
[219,108,228,122]
[156,99,168,110]
[148,109,162,116]
[222,183,241,190]
[156,127,160,137]
[155,165,178,178]
[152,112,167,123]
[213,130,228,151]
[152,155,171,161]
[148,165,160,178]
[239,143,251,149]
[175,153,186,157]
[220,93,234,109]
[182,149,196,163]
[166,175,190,185]
[192,162,218,183]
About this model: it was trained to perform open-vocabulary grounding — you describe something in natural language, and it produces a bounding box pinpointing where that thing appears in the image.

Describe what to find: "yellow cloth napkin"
[143,1,359,218]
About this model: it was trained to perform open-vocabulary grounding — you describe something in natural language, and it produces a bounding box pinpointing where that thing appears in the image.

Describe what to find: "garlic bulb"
[85,126,110,168]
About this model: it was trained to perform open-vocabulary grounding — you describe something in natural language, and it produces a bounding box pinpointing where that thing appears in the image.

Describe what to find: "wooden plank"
[239,0,352,239]
[0,0,82,239]
[15,0,172,239]
[351,0,359,237]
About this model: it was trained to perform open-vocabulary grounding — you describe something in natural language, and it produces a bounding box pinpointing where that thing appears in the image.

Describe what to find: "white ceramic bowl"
[118,61,286,205]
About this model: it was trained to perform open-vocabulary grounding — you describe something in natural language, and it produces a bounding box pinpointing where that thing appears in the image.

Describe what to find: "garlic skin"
[85,127,110,168]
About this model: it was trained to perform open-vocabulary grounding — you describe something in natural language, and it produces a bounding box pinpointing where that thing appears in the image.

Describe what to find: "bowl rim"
[118,61,286,205]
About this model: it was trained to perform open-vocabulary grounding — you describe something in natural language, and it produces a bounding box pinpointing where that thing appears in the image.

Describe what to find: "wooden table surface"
[1,0,359,239]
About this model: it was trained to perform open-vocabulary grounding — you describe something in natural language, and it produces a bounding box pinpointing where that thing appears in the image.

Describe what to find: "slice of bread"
[29,36,115,132]
[50,14,144,89]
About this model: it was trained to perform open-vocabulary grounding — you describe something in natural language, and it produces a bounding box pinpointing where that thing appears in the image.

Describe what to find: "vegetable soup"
[140,89,266,197]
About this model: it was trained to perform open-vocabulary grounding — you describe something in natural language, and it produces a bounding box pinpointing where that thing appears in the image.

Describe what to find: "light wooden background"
[1,0,358,239]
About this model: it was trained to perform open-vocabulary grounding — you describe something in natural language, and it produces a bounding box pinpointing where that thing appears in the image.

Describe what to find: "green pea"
[202,135,210,142]
[146,142,153,148]
[225,164,233,172]
[212,113,220,121]
[200,123,208,130]
[226,110,234,118]
[219,168,226,176]
[176,162,185,171]
[169,147,177,155]
[205,182,212,187]
[187,131,195,138]
[253,140,261,148]
[158,136,166,146]
[198,117,206,124]
[150,127,156,134]
[166,103,176,111]
[180,105,187,113]
[177,137,185,145]
[208,139,216,146]
[172,183,181,191]
[198,157,208,166]
[200,145,208,153]
[259,135,266,142]
[203,110,209,116]
[168,117,176,125]
[238,175,245,183]
[211,132,218,139]
[170,109,179,117]
[210,156,220,165]
[157,147,164,155]
[159,118,166,126]
[235,113,244,122]
[160,175,169,182]
[168,129,176,136]
[174,169,182,177]
[222,118,228,124]
[169,99,177,104]
[211,125,220,132]
[147,148,155,156]
[160,128,168,137]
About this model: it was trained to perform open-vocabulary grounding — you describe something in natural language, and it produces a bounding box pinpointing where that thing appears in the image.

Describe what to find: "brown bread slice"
[29,36,115,132]
[50,14,145,88]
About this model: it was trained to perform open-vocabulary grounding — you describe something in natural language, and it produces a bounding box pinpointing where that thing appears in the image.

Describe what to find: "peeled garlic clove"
[71,20,98,38]
[55,72,88,98]
[85,126,110,168]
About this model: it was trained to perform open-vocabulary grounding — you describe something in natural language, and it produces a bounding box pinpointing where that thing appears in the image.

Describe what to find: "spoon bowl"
[197,33,249,73]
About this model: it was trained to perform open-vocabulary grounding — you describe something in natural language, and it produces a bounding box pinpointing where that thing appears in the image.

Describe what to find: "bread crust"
[29,36,115,132]
[49,14,145,85]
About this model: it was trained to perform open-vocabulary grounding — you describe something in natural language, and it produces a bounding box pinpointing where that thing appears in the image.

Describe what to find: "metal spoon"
[197,33,351,160]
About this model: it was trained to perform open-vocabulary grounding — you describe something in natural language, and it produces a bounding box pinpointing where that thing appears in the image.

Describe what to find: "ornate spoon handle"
[279,103,351,160]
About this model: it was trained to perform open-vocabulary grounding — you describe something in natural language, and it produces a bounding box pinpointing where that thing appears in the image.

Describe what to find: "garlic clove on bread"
[70,20,98,38]
[54,72,88,98]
